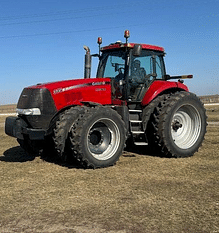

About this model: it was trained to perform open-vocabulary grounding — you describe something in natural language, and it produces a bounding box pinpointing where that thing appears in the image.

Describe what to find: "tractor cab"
[96,41,166,102]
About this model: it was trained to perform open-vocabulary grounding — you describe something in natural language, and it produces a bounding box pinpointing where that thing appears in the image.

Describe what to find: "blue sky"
[0,0,218,105]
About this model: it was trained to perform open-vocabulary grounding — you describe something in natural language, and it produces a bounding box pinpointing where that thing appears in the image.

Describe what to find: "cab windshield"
[96,50,127,80]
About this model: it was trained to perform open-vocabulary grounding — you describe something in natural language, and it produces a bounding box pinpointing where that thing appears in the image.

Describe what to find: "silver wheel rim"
[87,118,120,160]
[171,104,201,149]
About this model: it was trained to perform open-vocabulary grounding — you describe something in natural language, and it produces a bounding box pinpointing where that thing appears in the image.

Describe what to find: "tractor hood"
[25,78,112,110]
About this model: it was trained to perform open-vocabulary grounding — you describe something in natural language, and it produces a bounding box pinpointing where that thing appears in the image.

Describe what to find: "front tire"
[148,92,207,157]
[70,106,126,168]
[53,106,86,160]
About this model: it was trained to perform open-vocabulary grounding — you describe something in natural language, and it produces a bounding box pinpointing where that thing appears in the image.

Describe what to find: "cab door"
[127,51,165,102]
[98,51,126,101]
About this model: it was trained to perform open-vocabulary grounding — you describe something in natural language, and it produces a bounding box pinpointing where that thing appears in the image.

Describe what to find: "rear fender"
[141,80,188,106]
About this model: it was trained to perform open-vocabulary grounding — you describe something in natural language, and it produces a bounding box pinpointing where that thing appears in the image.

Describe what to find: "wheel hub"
[172,120,183,132]
[89,129,103,146]
[86,118,120,160]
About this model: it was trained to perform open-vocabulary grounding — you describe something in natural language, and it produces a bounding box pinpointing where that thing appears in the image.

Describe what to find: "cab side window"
[128,52,165,101]
[130,56,151,85]
[155,56,163,79]
[103,55,125,81]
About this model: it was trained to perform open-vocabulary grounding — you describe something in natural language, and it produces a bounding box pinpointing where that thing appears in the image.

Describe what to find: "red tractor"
[5,30,207,168]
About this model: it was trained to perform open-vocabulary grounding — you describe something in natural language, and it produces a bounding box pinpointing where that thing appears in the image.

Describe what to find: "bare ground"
[0,106,218,233]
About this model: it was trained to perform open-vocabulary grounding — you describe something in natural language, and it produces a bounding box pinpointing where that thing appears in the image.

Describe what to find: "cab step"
[128,107,148,146]
[131,130,145,134]
[134,142,148,146]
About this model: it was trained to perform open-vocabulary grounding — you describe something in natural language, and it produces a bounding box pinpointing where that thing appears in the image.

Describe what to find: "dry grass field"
[0,104,16,114]
[0,104,218,232]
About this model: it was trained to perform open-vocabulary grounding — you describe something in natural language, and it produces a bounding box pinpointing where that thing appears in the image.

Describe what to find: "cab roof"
[101,42,165,52]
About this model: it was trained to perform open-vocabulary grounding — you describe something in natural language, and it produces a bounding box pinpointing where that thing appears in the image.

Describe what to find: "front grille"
[17,88,57,129]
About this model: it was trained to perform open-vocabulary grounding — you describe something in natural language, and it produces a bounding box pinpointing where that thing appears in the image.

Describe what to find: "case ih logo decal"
[53,81,110,95]
[53,84,85,94]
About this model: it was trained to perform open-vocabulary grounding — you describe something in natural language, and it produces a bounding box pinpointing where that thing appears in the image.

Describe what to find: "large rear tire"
[147,92,207,157]
[69,106,126,168]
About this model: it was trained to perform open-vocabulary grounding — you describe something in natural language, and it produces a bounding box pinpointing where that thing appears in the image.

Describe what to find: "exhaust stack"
[83,45,91,79]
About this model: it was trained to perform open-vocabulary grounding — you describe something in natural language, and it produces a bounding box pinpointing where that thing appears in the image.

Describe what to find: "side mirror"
[133,44,142,56]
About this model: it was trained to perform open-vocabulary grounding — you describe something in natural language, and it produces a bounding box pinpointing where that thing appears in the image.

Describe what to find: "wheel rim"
[87,118,120,160]
[171,104,201,149]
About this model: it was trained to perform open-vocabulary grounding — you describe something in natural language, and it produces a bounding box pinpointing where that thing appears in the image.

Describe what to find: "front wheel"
[148,92,207,157]
[69,106,126,168]
[53,106,86,160]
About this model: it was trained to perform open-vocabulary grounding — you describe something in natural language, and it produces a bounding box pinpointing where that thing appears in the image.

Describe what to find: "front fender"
[141,80,189,106]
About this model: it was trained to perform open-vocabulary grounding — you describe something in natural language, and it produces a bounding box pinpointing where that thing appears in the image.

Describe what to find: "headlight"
[17,108,41,115]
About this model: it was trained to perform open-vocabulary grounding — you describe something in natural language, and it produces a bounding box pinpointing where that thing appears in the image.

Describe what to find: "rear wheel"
[69,106,126,168]
[170,104,202,149]
[147,92,207,157]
